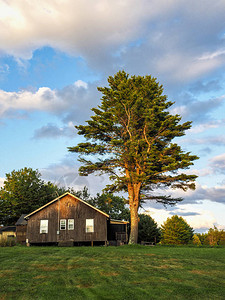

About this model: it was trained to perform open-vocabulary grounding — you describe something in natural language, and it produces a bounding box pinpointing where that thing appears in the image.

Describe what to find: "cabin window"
[86,219,94,233]
[40,220,48,234]
[60,219,66,230]
[68,219,74,230]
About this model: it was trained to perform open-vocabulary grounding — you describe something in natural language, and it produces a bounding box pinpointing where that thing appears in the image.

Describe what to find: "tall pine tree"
[69,71,198,244]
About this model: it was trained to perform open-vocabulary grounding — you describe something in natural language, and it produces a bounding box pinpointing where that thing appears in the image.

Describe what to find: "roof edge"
[24,192,109,219]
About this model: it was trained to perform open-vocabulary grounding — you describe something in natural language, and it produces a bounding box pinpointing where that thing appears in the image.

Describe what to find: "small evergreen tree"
[161,215,194,245]
[192,234,202,246]
[138,214,160,244]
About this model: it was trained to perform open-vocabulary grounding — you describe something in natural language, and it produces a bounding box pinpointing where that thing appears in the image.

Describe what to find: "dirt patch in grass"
[33,275,48,279]
[158,264,171,269]
[144,253,156,256]
[100,271,119,276]
[131,281,142,286]
[123,257,135,261]
[67,264,81,270]
[32,264,65,271]
[0,294,7,300]
[172,278,184,283]
[190,270,209,275]
[0,270,16,278]
[77,283,93,289]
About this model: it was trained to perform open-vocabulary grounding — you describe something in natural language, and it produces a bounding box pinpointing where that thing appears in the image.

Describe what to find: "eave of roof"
[15,214,28,226]
[110,219,129,224]
[0,226,16,232]
[24,192,109,219]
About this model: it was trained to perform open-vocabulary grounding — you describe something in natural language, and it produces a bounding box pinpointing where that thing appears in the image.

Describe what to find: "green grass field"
[0,245,224,300]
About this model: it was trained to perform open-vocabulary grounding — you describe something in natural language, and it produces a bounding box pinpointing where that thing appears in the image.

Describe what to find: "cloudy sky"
[1,0,225,232]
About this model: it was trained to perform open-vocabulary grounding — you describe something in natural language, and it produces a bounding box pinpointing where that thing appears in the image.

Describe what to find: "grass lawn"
[0,245,224,300]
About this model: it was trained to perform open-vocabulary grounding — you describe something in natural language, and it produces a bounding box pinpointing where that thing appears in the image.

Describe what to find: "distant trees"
[160,215,194,245]
[1,166,224,247]
[197,227,225,246]
[0,168,67,225]
[87,193,130,221]
[138,214,160,244]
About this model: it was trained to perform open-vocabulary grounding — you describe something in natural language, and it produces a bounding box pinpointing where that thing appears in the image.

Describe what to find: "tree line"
[1,167,224,246]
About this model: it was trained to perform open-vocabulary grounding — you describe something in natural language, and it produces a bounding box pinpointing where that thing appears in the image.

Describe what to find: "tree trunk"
[129,203,139,244]
[128,183,141,244]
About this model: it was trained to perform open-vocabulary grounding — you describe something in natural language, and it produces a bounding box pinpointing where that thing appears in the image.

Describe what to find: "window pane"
[60,219,66,230]
[68,219,74,230]
[40,220,48,233]
[86,219,94,233]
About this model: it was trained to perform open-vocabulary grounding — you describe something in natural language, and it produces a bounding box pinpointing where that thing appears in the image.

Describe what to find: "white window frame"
[68,219,74,230]
[86,219,94,233]
[60,219,66,230]
[40,220,48,234]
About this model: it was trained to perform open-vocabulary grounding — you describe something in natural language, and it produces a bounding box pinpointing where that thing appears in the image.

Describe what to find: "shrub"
[161,215,194,245]
[138,214,160,244]
[192,234,202,246]
[196,233,208,245]
[0,236,16,247]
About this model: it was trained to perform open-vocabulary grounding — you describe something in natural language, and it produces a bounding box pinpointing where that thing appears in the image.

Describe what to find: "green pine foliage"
[138,214,160,243]
[192,234,202,246]
[69,71,198,244]
[196,233,208,245]
[161,215,194,245]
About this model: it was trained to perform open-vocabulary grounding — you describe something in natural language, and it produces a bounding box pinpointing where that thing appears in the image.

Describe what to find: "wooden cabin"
[107,219,129,246]
[15,214,28,245]
[24,192,128,246]
[0,226,16,240]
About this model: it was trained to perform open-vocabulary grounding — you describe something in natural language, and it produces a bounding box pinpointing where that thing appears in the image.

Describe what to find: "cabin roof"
[24,192,110,219]
[15,214,28,226]
[110,219,129,225]
[0,226,16,233]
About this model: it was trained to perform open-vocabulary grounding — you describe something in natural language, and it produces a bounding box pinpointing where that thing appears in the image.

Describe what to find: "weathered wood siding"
[16,225,27,244]
[26,194,108,243]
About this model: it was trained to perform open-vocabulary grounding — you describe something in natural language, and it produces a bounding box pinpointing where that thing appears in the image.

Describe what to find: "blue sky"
[1,0,225,231]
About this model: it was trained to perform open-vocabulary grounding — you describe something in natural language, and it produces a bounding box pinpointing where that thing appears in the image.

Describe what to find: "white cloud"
[74,80,88,89]
[0,80,95,123]
[41,155,109,196]
[167,182,225,205]
[0,0,171,59]
[0,87,58,115]
[33,122,75,139]
[199,49,225,61]
[210,153,225,174]
[189,121,222,134]
[0,177,5,188]
[144,202,223,232]
[1,1,225,83]
[170,95,225,123]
